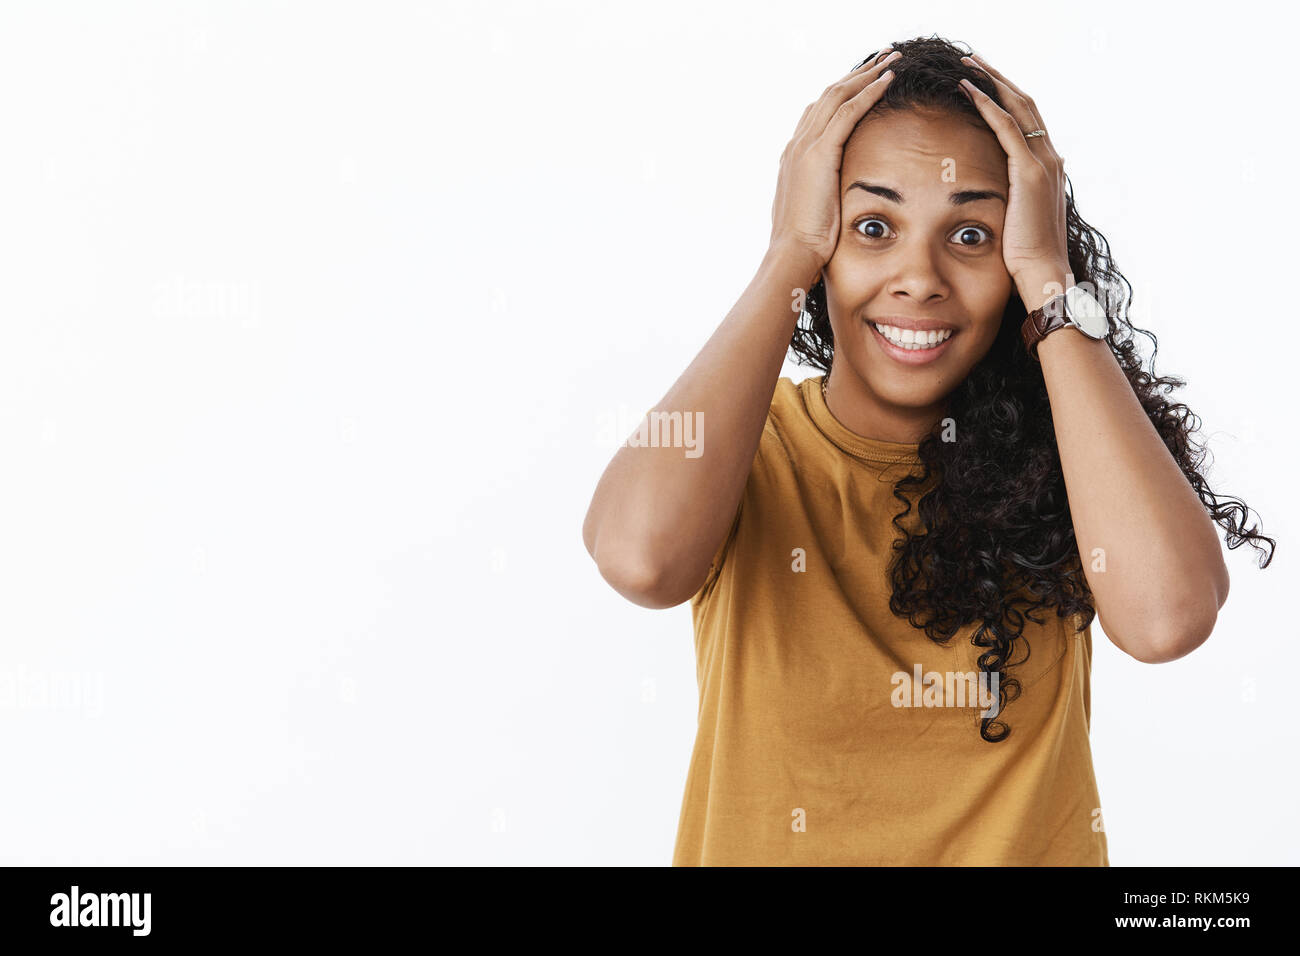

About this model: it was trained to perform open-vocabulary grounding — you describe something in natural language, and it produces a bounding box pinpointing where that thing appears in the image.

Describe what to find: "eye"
[952,225,992,246]
[853,217,892,240]
[851,216,995,248]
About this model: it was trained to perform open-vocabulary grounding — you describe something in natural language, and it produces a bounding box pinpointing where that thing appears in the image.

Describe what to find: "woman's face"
[820,107,1014,439]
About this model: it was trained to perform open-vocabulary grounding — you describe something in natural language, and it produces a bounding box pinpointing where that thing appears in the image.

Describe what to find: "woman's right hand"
[769,49,901,274]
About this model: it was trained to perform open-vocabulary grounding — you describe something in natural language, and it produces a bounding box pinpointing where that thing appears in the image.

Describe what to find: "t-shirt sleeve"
[688,388,788,607]
[691,496,743,606]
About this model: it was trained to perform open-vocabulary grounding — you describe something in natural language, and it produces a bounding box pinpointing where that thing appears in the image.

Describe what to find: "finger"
[783,47,895,168]
[964,53,1069,235]
[815,68,897,154]
[791,48,894,144]
[965,53,1035,114]
[850,46,894,73]
[958,77,1045,174]
[962,53,1059,159]
[961,57,1047,148]
[797,49,899,143]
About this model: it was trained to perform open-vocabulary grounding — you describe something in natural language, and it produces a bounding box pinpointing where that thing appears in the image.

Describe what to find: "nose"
[884,240,950,304]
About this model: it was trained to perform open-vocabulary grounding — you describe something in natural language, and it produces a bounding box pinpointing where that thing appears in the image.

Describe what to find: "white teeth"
[874,323,953,350]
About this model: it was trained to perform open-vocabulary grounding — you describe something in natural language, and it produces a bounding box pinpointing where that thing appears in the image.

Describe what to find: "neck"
[823,370,947,444]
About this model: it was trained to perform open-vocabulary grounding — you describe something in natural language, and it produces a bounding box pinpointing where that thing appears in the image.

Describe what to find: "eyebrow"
[845,181,1007,205]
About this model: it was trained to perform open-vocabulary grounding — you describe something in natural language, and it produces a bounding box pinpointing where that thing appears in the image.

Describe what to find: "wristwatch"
[1020,283,1109,360]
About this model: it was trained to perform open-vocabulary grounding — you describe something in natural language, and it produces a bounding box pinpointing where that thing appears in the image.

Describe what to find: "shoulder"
[771,375,803,415]
[762,375,817,465]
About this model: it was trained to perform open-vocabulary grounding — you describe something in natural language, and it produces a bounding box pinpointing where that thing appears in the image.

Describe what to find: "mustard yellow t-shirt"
[673,374,1109,866]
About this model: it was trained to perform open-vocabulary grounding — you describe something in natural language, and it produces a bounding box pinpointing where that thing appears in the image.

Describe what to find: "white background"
[0,0,1295,865]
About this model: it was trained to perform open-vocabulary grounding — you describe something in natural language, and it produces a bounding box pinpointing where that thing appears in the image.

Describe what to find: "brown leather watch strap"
[1020,297,1071,361]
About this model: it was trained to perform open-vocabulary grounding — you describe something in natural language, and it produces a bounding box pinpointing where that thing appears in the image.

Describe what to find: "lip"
[870,316,958,333]
[868,320,957,366]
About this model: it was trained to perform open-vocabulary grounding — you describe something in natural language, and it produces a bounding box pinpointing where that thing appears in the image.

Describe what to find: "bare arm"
[1022,266,1230,664]
[582,49,901,608]
[582,243,819,608]
[957,59,1230,664]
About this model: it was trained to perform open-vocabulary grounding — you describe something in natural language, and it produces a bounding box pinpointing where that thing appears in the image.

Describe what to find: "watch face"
[1064,286,1109,338]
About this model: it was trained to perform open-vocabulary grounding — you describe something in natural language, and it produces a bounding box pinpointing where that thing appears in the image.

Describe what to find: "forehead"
[842,108,1007,194]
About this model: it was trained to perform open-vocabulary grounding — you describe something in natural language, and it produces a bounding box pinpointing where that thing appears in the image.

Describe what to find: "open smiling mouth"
[868,320,957,366]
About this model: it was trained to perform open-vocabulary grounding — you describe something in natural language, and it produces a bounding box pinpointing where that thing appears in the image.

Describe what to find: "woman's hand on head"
[956,53,1071,295]
[768,49,900,272]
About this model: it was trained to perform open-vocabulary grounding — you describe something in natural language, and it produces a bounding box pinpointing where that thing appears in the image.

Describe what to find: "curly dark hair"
[791,35,1277,742]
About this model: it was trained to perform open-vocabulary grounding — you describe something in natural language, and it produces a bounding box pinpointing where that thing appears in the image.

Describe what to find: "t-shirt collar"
[802,375,924,466]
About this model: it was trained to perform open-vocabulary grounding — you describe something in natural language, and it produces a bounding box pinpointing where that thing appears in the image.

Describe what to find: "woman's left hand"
[957,53,1071,306]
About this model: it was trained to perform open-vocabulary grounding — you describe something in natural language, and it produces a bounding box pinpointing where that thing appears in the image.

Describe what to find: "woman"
[581,36,1275,866]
